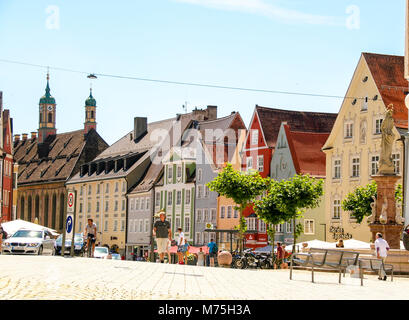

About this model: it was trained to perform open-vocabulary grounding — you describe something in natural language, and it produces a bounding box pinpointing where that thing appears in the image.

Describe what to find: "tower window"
[91,111,95,119]
[48,113,53,123]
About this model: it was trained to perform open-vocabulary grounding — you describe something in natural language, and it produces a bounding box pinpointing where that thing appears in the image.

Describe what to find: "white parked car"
[1,229,55,255]
[93,246,109,259]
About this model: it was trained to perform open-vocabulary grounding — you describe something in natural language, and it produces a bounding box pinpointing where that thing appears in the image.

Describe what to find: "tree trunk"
[238,206,246,253]
[267,225,275,259]
[292,218,297,253]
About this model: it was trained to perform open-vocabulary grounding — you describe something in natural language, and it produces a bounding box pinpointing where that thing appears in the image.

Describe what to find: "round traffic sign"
[68,193,74,208]
[66,216,73,233]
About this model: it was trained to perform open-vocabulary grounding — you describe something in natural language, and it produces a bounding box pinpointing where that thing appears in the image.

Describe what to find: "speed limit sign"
[67,191,75,213]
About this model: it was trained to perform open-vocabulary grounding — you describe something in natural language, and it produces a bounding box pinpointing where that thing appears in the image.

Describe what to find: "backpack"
[212,243,218,254]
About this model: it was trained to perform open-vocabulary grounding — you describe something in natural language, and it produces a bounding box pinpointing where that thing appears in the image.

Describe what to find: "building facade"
[322,53,406,243]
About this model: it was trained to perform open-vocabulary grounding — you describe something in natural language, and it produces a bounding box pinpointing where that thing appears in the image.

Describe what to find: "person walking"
[207,238,218,267]
[196,247,205,266]
[153,212,172,263]
[176,227,185,264]
[276,242,284,269]
[375,232,390,280]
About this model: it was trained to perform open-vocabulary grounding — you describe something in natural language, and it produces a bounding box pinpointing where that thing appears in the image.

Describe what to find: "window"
[105,183,109,194]
[104,220,108,232]
[251,130,259,145]
[197,185,203,199]
[115,182,119,193]
[79,221,82,233]
[184,217,190,233]
[167,192,173,206]
[133,220,137,233]
[96,184,100,194]
[233,209,238,219]
[140,198,145,211]
[87,203,91,213]
[177,165,182,179]
[362,96,368,111]
[304,219,315,235]
[121,220,125,231]
[175,217,181,229]
[146,198,150,210]
[176,191,181,205]
[351,157,360,178]
[138,220,143,232]
[393,154,401,174]
[122,199,126,211]
[211,209,216,221]
[130,199,134,211]
[371,155,379,176]
[204,209,210,222]
[247,218,256,231]
[96,201,100,213]
[197,169,202,182]
[79,203,83,213]
[135,199,140,210]
[246,157,253,171]
[257,155,264,172]
[168,166,173,180]
[105,201,109,212]
[185,189,191,205]
[275,224,283,233]
[204,185,210,198]
[375,118,383,135]
[114,200,118,211]
[333,160,341,179]
[220,207,225,219]
[227,206,232,218]
[196,233,201,244]
[286,221,293,233]
[333,199,341,220]
[129,220,134,233]
[144,220,149,233]
[80,186,83,196]
[122,181,126,193]
[155,192,160,207]
[88,185,92,195]
[259,220,266,233]
[196,209,202,222]
[345,123,353,139]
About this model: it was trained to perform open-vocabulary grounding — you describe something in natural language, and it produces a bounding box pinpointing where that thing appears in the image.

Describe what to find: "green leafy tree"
[342,182,402,223]
[268,174,324,252]
[207,164,269,252]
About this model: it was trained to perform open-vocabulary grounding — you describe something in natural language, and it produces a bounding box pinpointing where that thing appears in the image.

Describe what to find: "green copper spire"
[39,72,56,105]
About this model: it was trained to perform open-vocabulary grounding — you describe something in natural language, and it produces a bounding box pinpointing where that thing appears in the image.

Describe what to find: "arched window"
[52,194,57,229]
[44,195,49,227]
[27,196,32,222]
[59,194,65,230]
[20,197,25,220]
[35,195,40,221]
[48,112,53,123]
[91,111,94,119]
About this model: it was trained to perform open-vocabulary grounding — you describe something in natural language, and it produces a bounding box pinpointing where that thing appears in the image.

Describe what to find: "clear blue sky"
[0,0,406,144]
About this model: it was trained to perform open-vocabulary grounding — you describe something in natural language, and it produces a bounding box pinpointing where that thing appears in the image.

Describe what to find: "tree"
[207,164,268,252]
[267,174,324,252]
[342,181,402,223]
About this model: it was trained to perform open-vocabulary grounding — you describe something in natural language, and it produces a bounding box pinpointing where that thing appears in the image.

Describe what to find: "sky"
[0,0,406,145]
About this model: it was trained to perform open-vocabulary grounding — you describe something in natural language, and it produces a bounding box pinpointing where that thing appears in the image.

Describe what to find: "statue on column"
[379,197,388,224]
[378,105,395,175]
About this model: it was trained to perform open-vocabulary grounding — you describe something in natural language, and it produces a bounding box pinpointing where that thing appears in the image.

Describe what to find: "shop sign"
[329,226,352,240]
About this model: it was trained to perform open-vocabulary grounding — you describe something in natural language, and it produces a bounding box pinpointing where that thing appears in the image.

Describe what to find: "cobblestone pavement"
[0,255,409,300]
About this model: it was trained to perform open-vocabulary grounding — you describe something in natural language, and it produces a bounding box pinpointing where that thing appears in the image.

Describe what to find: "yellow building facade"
[322,53,406,243]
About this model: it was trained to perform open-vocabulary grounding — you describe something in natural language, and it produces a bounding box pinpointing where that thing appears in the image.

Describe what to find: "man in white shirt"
[374,232,390,280]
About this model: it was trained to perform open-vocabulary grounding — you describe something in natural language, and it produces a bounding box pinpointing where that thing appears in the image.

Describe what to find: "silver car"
[1,229,55,255]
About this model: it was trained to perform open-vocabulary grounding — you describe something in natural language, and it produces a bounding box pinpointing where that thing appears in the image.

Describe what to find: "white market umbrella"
[286,239,333,252]
[342,239,371,249]
[1,219,59,237]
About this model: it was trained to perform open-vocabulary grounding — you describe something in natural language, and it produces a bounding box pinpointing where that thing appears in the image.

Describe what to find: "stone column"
[369,175,403,249]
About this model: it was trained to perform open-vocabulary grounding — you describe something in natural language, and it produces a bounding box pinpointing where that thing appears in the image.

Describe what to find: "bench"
[290,248,361,285]
[346,257,394,282]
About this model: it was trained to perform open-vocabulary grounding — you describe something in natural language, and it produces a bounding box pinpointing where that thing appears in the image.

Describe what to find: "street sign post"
[61,190,77,257]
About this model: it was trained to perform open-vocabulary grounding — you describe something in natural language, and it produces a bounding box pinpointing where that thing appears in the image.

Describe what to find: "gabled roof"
[283,124,329,177]
[363,53,408,129]
[255,106,337,148]
[14,130,105,185]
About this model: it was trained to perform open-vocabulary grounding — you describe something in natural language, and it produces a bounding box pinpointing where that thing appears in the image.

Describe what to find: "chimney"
[31,132,37,140]
[14,134,20,142]
[134,117,147,142]
[206,105,217,120]
[22,133,28,141]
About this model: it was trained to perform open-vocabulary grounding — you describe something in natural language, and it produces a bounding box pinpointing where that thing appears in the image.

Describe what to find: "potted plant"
[186,253,196,265]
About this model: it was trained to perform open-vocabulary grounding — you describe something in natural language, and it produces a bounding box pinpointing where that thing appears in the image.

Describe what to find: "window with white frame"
[196,232,201,244]
[344,122,353,139]
[134,220,137,233]
[176,191,181,205]
[155,192,160,207]
[393,153,401,174]
[122,199,126,211]
[227,206,232,218]
[139,220,143,232]
[167,192,173,206]
[175,217,181,229]
[351,157,360,178]
[114,200,118,211]
[197,169,202,182]
[247,217,256,231]
[177,165,182,179]
[114,220,118,232]
[79,203,83,213]
[220,207,225,219]
[115,182,119,193]
[144,220,149,233]
[196,209,202,222]
[88,185,92,195]
[234,209,238,219]
[135,199,140,210]
[122,181,126,193]
[185,189,191,205]
[375,118,383,135]
[204,185,210,198]
[197,185,203,199]
[246,157,253,171]
[184,217,190,233]
[121,220,125,231]
[257,155,264,172]
[371,155,379,176]
[96,201,100,213]
[140,198,145,210]
[286,221,293,233]
[304,219,315,235]
[97,184,100,194]
[129,220,134,233]
[130,199,134,211]
[333,159,341,179]
[259,220,266,233]
[104,220,108,232]
[146,198,150,210]
[251,130,259,145]
[274,224,283,233]
[105,201,109,212]
[168,166,173,181]
[211,209,216,221]
[204,209,210,222]
[333,199,341,219]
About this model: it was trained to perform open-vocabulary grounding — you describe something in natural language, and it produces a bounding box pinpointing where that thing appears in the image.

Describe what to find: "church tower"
[84,88,97,135]
[38,73,57,143]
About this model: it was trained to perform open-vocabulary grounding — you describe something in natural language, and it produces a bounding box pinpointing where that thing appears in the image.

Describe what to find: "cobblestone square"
[0,255,408,300]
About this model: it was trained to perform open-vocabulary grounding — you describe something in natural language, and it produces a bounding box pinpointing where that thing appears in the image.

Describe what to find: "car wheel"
[38,246,43,256]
